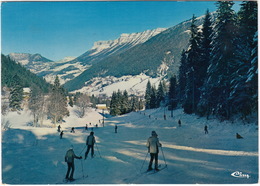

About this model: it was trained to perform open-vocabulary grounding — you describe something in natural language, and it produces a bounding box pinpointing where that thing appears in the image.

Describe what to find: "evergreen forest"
[145,1,258,121]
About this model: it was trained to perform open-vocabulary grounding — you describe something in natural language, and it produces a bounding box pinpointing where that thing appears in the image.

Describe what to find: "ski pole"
[95,143,102,158]
[140,152,149,173]
[80,146,87,155]
[160,146,167,167]
[80,159,85,178]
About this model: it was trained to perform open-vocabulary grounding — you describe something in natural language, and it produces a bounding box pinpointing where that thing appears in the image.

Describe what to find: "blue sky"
[1,1,241,61]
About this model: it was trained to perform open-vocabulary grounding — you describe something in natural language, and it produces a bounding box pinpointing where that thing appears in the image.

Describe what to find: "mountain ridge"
[64,17,204,92]
[69,28,167,66]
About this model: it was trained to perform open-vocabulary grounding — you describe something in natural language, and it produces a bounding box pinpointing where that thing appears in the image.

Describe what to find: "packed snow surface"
[1,107,258,184]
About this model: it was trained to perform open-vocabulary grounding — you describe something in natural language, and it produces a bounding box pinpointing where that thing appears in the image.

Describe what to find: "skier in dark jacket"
[146,131,162,171]
[65,145,82,181]
[204,125,208,134]
[60,131,64,139]
[84,132,96,159]
[58,125,61,132]
[115,125,118,133]
[178,119,181,127]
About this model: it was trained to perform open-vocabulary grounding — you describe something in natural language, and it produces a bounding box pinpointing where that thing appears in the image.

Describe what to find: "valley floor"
[1,107,258,184]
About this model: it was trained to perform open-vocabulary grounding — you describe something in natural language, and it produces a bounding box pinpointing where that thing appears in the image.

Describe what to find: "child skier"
[146,131,162,171]
[64,145,82,181]
[84,132,96,159]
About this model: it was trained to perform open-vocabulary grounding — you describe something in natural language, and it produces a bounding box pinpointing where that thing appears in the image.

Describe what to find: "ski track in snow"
[1,107,258,184]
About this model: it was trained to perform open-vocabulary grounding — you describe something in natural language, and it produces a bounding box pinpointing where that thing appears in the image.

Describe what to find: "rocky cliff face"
[71,28,166,65]
[91,28,166,54]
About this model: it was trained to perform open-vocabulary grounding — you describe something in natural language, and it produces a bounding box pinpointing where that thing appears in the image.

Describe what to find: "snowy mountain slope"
[74,73,163,97]
[64,16,206,92]
[8,53,87,85]
[8,53,53,66]
[2,107,258,184]
[8,28,166,85]
[8,53,53,73]
[44,28,166,85]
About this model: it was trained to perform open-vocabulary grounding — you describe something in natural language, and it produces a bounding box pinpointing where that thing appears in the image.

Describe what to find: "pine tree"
[206,1,237,120]
[130,96,139,112]
[178,50,188,104]
[110,91,118,116]
[150,86,157,109]
[121,90,129,114]
[116,90,123,115]
[169,76,178,110]
[9,75,23,111]
[157,81,166,107]
[145,80,152,109]
[229,1,258,118]
[246,32,258,112]
[183,15,202,114]
[199,9,213,91]
[196,10,213,117]
[138,98,144,110]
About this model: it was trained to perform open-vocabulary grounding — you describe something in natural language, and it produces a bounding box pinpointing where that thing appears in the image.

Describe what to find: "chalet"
[96,104,107,110]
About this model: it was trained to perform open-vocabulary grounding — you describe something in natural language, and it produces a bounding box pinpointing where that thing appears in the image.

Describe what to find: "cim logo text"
[231,171,250,179]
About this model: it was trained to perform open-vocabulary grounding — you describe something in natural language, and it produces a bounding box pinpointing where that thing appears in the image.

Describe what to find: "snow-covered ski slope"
[1,107,258,184]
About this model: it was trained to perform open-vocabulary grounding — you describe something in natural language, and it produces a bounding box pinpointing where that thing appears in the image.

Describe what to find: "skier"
[58,125,61,132]
[65,145,82,181]
[115,125,118,133]
[204,125,208,134]
[85,124,88,130]
[71,127,75,133]
[146,131,162,171]
[84,131,96,159]
[178,119,181,127]
[236,133,243,139]
[60,131,64,139]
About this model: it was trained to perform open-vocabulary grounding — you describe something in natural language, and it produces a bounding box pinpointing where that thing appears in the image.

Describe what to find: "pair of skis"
[143,165,167,175]
[61,174,88,184]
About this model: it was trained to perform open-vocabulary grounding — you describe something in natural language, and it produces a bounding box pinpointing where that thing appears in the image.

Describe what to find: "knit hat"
[69,145,73,150]
[151,131,157,136]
